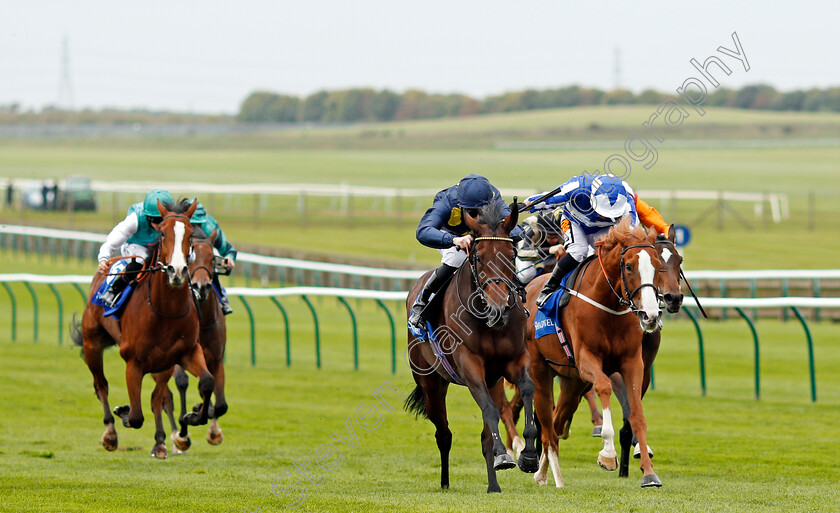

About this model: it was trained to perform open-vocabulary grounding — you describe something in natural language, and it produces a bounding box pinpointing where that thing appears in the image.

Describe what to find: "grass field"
[1,255,839,512]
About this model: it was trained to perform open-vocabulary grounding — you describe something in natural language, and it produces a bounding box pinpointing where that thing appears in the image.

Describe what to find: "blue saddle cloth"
[407,277,464,385]
[90,260,134,319]
[534,269,574,339]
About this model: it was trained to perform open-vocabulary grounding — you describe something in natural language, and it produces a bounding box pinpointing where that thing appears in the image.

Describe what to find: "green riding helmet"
[142,189,174,218]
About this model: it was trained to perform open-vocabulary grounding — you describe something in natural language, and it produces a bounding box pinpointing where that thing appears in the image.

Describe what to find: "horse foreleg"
[489,381,522,460]
[150,371,172,459]
[610,372,633,478]
[621,357,661,487]
[507,359,539,475]
[462,362,513,493]
[179,344,214,427]
[206,360,226,445]
[168,366,193,451]
[83,338,118,451]
[115,359,145,429]
[577,351,616,471]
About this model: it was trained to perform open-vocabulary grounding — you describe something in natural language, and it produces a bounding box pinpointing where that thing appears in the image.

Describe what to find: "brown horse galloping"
[404,200,540,493]
[72,200,214,458]
[525,218,664,488]
[163,227,228,453]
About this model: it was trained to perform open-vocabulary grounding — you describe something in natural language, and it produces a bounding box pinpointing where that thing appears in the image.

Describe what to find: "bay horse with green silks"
[72,199,214,459]
[404,200,540,493]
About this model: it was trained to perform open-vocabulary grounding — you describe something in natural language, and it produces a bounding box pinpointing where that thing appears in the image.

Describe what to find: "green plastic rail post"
[1,282,16,342]
[734,307,760,400]
[790,307,817,403]
[72,283,87,301]
[375,299,397,375]
[683,308,706,396]
[300,295,321,369]
[22,282,38,342]
[336,297,359,370]
[237,296,256,366]
[269,297,292,367]
[47,284,63,345]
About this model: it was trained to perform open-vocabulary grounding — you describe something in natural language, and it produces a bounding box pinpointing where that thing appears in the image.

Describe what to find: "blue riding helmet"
[590,176,629,220]
[457,174,496,209]
[142,189,174,218]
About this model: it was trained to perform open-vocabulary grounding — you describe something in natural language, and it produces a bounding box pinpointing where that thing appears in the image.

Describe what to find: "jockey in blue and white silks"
[526,174,669,306]
[409,173,523,329]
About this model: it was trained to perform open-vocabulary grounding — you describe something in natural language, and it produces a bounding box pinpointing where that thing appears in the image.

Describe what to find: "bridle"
[597,243,660,315]
[460,236,524,318]
[147,212,195,319]
[188,237,216,284]
[654,236,707,318]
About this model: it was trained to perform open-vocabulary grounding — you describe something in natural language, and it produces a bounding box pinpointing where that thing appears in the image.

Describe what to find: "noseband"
[597,243,660,315]
[460,236,522,319]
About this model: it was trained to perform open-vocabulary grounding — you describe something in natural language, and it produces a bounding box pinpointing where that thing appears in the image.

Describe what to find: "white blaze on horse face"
[170,221,188,276]
[599,407,617,459]
[661,247,672,264]
[637,251,659,319]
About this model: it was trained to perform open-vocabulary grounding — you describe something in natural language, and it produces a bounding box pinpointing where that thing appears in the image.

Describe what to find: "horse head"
[596,217,662,333]
[156,199,198,288]
[463,200,519,330]
[653,224,683,314]
[189,228,218,302]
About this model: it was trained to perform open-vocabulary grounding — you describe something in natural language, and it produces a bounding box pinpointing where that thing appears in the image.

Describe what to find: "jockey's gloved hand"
[514,202,527,213]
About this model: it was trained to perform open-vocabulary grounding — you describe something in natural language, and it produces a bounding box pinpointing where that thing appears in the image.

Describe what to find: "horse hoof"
[592,426,602,437]
[171,431,191,452]
[150,444,168,459]
[486,484,502,493]
[634,443,654,459]
[641,473,663,488]
[206,421,223,446]
[100,432,118,451]
[181,412,206,427]
[113,405,131,427]
[517,450,539,474]
[597,454,618,471]
[494,453,516,471]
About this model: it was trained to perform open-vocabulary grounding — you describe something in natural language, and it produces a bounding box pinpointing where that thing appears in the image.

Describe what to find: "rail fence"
[2,225,839,321]
[0,273,837,402]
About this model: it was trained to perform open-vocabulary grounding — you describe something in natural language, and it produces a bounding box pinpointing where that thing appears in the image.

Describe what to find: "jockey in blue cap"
[526,174,671,307]
[96,189,174,307]
[409,173,523,329]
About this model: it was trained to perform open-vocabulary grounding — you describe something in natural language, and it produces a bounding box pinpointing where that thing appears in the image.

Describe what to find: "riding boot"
[101,261,142,308]
[409,264,458,329]
[535,253,578,307]
[213,275,233,315]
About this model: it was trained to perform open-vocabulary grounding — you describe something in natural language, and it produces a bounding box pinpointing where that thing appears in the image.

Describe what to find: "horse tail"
[403,385,428,419]
[69,313,84,356]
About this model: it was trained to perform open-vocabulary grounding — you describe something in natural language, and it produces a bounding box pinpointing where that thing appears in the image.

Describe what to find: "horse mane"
[170,198,193,214]
[192,225,207,239]
[597,216,648,252]
[477,200,505,230]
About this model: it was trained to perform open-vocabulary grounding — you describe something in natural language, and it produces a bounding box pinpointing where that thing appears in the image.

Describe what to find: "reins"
[462,236,526,319]
[654,237,708,318]
[595,242,659,316]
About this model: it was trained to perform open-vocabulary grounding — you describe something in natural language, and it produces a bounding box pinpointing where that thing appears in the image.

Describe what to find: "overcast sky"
[0,0,835,114]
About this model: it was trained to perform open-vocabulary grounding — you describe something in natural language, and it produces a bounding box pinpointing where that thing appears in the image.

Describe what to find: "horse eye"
[625,264,632,272]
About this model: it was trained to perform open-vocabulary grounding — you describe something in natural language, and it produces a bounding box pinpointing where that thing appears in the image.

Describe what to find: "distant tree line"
[238,84,840,123]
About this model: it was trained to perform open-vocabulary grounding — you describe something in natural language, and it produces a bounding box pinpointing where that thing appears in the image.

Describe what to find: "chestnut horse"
[404,200,540,493]
[525,218,664,488]
[163,227,228,453]
[72,200,214,458]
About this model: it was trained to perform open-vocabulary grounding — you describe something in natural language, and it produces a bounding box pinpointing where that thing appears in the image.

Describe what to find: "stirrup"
[408,303,426,329]
[535,287,554,307]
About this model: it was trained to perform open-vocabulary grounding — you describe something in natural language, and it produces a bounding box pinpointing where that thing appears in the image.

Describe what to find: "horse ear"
[209,228,218,244]
[185,199,199,219]
[502,198,520,235]
[647,226,658,242]
[667,224,676,243]
[156,200,168,217]
[464,209,482,233]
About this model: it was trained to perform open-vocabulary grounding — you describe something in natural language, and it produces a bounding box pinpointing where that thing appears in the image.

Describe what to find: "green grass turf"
[0,256,839,512]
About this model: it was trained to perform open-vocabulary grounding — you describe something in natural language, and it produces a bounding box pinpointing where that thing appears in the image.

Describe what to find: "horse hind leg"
[610,372,633,477]
[83,337,118,451]
[507,362,539,474]
[114,359,145,429]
